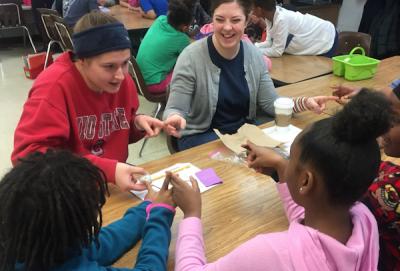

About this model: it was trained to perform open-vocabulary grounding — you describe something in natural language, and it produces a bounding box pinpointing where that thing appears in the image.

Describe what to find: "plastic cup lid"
[274,97,294,109]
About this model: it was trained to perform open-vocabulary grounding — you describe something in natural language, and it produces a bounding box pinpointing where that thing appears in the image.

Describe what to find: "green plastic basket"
[332,47,380,81]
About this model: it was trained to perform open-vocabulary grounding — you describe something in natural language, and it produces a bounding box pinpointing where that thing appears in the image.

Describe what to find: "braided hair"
[0,150,108,270]
[297,88,394,206]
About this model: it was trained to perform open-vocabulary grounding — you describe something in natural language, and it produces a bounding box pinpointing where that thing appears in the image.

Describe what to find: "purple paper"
[195,168,223,187]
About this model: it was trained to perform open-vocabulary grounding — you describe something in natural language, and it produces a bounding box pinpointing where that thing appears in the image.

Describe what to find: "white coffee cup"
[274,97,294,131]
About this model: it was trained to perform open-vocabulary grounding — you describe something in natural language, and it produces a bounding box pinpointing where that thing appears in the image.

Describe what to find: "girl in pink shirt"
[170,87,392,271]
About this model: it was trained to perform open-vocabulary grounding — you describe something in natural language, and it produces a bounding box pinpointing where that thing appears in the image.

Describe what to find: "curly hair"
[297,88,394,206]
[168,0,194,29]
[0,150,108,270]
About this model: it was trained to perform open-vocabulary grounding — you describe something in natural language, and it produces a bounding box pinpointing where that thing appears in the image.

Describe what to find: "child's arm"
[139,0,157,19]
[171,172,290,270]
[133,174,176,270]
[119,0,133,9]
[133,205,175,269]
[258,19,289,57]
[140,9,156,19]
[175,217,289,270]
[83,201,150,265]
[243,141,304,222]
[276,182,305,222]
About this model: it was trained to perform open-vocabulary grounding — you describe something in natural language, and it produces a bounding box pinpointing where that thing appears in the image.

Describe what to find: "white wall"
[336,0,367,32]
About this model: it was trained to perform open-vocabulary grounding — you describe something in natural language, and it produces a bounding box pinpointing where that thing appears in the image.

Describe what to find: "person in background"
[119,0,141,11]
[11,12,164,192]
[334,82,400,270]
[62,0,106,27]
[188,0,211,37]
[252,0,337,57]
[136,0,193,94]
[139,0,168,19]
[163,0,338,151]
[171,88,390,270]
[31,0,54,51]
[0,150,175,271]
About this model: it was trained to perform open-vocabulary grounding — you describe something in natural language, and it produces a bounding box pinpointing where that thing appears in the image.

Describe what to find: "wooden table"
[105,56,400,270]
[109,5,153,31]
[276,56,400,118]
[104,138,289,270]
[269,55,333,86]
[108,5,154,56]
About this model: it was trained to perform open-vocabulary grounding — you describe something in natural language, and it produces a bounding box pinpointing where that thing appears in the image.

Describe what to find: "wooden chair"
[166,134,178,154]
[51,14,74,51]
[0,0,36,52]
[36,8,63,68]
[336,31,372,56]
[128,56,167,157]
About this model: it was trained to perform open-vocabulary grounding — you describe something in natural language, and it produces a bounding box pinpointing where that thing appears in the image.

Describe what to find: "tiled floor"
[0,42,170,178]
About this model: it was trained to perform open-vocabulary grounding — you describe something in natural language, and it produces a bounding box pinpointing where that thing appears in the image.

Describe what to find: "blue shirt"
[140,0,168,17]
[15,201,174,271]
[63,0,99,26]
[208,36,250,134]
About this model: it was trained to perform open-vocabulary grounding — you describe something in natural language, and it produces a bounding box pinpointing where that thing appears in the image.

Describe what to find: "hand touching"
[169,173,201,218]
[305,96,339,114]
[164,114,186,138]
[134,114,164,137]
[243,141,288,181]
[331,85,361,104]
[144,172,175,207]
[115,162,147,191]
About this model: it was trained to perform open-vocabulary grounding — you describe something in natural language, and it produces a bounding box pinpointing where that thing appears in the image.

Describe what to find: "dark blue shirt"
[208,36,250,134]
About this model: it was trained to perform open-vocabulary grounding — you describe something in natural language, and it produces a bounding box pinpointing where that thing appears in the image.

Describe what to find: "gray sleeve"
[163,48,196,120]
[257,55,279,116]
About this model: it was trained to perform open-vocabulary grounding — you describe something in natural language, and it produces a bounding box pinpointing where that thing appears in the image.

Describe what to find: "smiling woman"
[163,0,339,151]
[11,11,165,192]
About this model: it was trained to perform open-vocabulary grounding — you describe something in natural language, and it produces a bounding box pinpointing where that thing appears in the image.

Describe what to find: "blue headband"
[72,22,131,58]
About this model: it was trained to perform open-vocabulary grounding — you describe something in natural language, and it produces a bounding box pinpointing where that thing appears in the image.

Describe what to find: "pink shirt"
[175,183,379,271]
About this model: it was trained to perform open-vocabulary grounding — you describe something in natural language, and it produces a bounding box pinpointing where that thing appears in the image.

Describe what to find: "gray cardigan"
[163,38,278,137]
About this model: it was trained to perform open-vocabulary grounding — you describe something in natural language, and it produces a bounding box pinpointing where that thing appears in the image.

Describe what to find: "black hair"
[0,150,108,271]
[252,0,276,11]
[168,0,195,29]
[297,89,393,206]
[210,0,253,19]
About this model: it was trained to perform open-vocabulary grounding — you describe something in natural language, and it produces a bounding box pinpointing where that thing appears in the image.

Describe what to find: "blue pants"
[177,129,219,151]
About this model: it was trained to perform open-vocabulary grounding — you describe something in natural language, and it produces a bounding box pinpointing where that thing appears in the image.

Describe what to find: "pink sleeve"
[276,183,305,222]
[175,217,208,271]
[175,218,289,271]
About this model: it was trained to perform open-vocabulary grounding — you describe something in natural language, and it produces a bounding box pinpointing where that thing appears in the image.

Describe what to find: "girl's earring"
[299,187,303,192]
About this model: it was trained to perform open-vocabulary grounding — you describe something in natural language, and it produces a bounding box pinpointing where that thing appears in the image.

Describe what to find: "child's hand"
[331,85,361,105]
[243,141,287,180]
[169,173,201,218]
[143,172,175,207]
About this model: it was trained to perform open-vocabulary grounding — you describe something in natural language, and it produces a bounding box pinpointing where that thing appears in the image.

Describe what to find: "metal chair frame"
[128,56,167,157]
[52,14,74,51]
[0,2,36,52]
[37,8,64,68]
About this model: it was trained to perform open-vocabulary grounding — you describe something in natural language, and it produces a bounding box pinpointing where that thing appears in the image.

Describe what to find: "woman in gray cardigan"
[163,0,336,151]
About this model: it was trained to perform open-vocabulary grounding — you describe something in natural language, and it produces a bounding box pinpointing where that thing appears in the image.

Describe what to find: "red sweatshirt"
[12,52,145,182]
